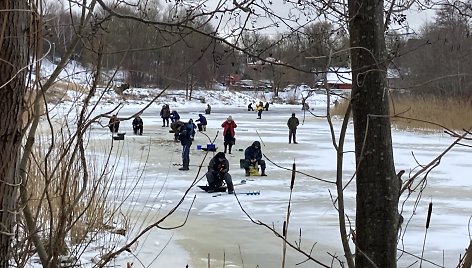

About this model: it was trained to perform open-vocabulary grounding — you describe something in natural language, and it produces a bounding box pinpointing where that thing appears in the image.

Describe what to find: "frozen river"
[88,103,472,268]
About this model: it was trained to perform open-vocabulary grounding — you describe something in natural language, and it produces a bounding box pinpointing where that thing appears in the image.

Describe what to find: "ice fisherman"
[177,122,193,171]
[221,115,237,154]
[170,110,180,123]
[264,102,270,111]
[132,115,143,135]
[243,141,267,176]
[108,114,120,133]
[205,152,234,194]
[247,103,254,111]
[196,114,207,131]
[205,104,211,114]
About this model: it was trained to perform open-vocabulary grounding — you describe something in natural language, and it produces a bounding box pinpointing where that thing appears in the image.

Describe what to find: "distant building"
[316,67,352,93]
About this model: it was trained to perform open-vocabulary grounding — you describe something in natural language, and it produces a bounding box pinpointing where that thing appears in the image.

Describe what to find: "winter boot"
[261,169,267,176]
[226,181,234,194]
[245,168,250,177]
[228,144,232,154]
[224,145,227,154]
[179,159,190,171]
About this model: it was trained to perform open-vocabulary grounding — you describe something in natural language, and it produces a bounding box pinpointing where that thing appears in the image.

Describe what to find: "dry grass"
[330,95,472,132]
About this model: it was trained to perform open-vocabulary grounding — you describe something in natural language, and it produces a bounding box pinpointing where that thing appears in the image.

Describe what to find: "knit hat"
[227,115,232,121]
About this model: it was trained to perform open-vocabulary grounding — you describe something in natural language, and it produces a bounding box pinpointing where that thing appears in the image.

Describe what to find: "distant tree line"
[42,2,351,91]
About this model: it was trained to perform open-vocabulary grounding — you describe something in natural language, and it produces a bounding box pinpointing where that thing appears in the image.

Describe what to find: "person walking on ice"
[287,112,299,144]
[221,115,237,154]
[206,152,234,194]
[243,141,267,176]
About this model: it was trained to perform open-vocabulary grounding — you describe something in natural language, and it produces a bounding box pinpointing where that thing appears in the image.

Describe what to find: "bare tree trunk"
[348,0,400,267]
[0,1,32,267]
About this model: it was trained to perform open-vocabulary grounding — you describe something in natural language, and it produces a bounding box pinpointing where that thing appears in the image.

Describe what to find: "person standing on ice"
[221,115,237,154]
[177,122,193,171]
[160,104,171,127]
[132,115,143,135]
[287,113,299,144]
[108,114,120,134]
[243,141,267,176]
[256,101,264,119]
[206,152,234,194]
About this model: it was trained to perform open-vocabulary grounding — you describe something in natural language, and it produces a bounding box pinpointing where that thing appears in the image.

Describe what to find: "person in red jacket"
[221,115,237,154]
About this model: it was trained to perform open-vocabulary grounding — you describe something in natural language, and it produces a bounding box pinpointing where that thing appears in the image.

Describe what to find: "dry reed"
[330,94,472,132]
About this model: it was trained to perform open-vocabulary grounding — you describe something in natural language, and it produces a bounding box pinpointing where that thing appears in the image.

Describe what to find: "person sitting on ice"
[243,141,267,176]
[206,152,234,194]
[205,104,211,114]
[196,114,207,131]
[247,103,254,111]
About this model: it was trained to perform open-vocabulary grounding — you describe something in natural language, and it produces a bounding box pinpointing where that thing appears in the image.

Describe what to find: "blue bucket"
[207,144,215,150]
[197,145,202,150]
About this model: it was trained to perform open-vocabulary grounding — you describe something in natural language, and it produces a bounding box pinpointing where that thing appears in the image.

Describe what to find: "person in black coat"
[264,102,270,111]
[243,141,267,176]
[177,122,193,171]
[206,152,234,194]
[132,115,143,135]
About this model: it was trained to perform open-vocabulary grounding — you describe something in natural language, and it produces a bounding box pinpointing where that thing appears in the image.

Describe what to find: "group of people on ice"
[106,101,301,195]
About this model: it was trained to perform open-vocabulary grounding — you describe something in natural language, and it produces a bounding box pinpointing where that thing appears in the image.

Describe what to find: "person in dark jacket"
[264,102,270,111]
[187,119,197,140]
[160,104,171,127]
[205,104,211,114]
[171,120,184,142]
[108,114,120,133]
[287,113,299,144]
[221,115,237,154]
[243,141,267,176]
[132,115,143,135]
[206,152,234,194]
[170,110,180,123]
[247,103,254,111]
[177,122,193,171]
[196,114,207,131]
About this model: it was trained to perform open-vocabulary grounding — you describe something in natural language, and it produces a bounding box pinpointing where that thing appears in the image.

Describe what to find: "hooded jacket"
[244,141,262,161]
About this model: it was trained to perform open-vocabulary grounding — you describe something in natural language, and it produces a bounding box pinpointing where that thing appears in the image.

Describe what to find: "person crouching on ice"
[243,141,267,176]
[206,152,234,194]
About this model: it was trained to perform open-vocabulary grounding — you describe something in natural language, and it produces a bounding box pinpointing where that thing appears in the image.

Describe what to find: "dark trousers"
[162,117,169,126]
[206,171,234,191]
[133,125,143,135]
[289,129,297,143]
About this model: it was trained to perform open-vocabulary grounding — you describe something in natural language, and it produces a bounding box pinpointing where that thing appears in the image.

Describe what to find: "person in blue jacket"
[196,114,207,131]
[243,141,267,176]
[170,110,180,123]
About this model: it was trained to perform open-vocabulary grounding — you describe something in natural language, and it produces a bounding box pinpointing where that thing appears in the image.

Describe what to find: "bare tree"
[0,1,34,266]
[349,0,400,266]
